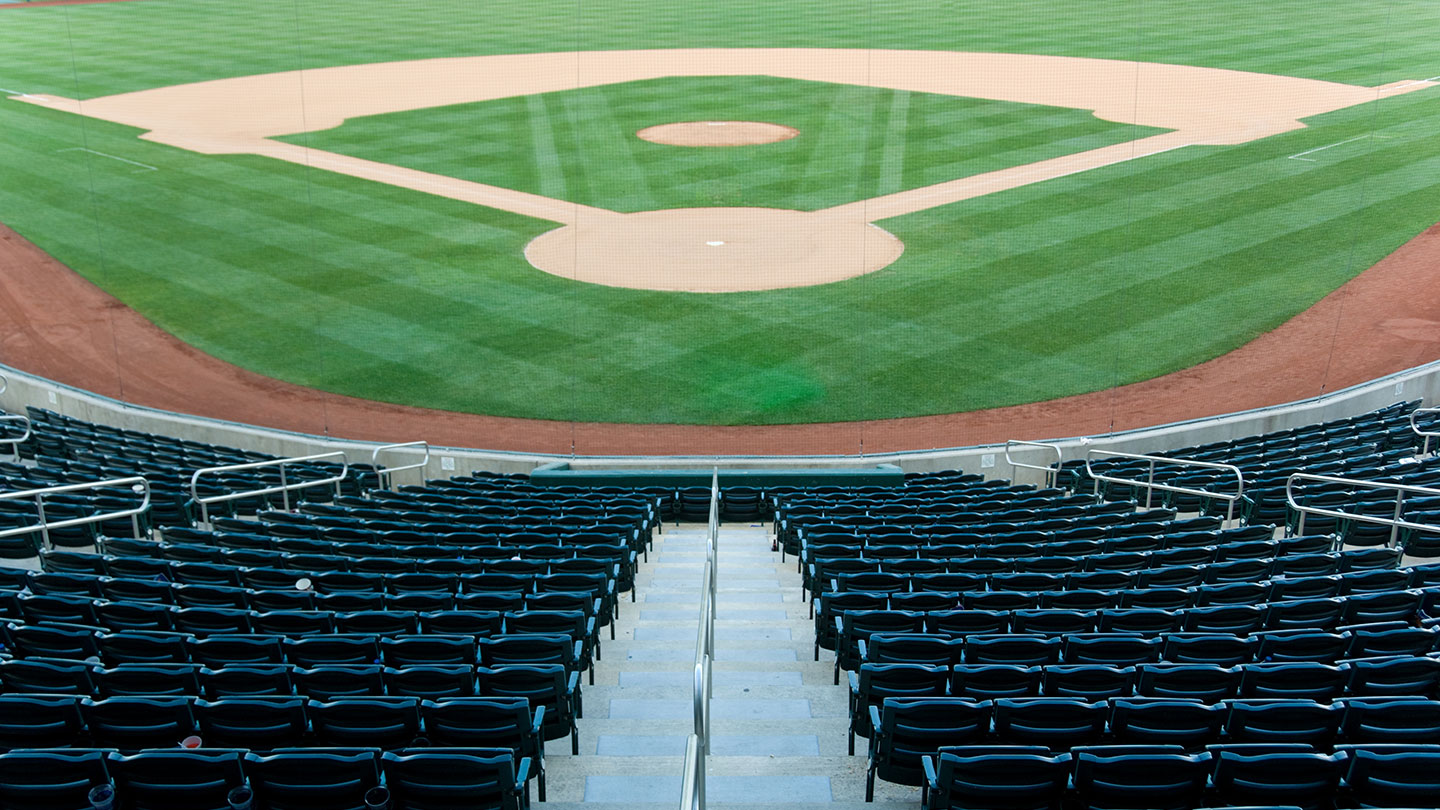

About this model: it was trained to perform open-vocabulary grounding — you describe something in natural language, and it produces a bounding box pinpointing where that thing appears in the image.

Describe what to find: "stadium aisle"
[539,522,918,808]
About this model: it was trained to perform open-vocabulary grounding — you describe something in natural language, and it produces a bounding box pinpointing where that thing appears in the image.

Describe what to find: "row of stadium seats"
[0,746,532,809]
[919,743,1436,810]
[845,658,1439,724]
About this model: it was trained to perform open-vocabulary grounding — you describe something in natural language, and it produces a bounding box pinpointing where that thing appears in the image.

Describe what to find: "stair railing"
[1004,439,1063,488]
[0,476,150,546]
[682,470,721,810]
[189,451,348,525]
[1085,449,1245,521]
[1286,472,1440,546]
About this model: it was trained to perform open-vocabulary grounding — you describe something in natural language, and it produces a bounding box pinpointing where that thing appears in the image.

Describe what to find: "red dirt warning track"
[2,222,1439,456]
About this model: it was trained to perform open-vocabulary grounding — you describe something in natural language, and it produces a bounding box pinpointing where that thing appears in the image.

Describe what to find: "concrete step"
[542,522,886,807]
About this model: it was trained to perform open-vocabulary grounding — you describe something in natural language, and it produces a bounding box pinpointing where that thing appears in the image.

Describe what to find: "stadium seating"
[6,401,1440,807]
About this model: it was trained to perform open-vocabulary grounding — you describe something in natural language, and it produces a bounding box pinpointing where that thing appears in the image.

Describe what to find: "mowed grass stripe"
[525,94,568,200]
[877,90,911,195]
[563,86,654,211]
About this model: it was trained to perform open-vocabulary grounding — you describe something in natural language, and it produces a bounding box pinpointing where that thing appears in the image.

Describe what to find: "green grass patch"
[283,76,1163,212]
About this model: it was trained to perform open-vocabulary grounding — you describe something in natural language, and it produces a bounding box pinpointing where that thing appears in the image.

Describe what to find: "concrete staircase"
[538,521,920,810]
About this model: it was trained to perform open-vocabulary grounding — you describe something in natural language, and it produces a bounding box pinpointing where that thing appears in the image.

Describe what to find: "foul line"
[1379,76,1440,93]
[1287,135,1372,162]
[57,147,157,172]
[0,87,36,97]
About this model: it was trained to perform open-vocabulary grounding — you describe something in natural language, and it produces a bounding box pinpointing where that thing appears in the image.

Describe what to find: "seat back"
[245,749,381,810]
[381,749,528,810]
[992,698,1106,747]
[929,750,1070,810]
[1211,751,1341,810]
[107,749,246,810]
[307,697,421,749]
[1343,746,1440,807]
[870,697,991,788]
[194,696,307,749]
[0,694,85,750]
[1109,698,1222,748]
[1224,700,1342,747]
[0,749,110,810]
[1073,751,1211,810]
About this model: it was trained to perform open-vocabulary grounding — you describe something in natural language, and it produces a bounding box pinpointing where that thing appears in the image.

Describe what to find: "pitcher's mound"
[637,121,800,147]
[524,207,905,293]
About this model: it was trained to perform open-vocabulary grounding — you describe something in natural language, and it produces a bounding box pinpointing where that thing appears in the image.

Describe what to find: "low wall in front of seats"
[528,463,905,488]
[1,359,1437,482]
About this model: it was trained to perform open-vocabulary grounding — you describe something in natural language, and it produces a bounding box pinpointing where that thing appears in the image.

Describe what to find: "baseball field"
[1,0,1438,444]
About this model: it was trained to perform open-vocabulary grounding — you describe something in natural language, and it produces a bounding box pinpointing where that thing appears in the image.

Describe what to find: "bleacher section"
[773,402,1440,808]
[0,408,662,807]
[1,402,1439,808]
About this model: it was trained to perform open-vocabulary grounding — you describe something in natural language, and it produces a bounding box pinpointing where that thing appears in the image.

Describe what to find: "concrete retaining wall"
[3,359,1437,482]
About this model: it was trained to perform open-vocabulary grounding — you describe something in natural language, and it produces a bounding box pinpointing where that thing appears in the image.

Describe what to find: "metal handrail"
[693,594,712,755]
[0,476,150,545]
[707,469,719,637]
[1286,472,1440,545]
[683,469,720,810]
[370,440,429,491]
[0,414,31,459]
[1411,407,1440,456]
[1005,439,1063,488]
[679,734,704,810]
[1085,449,1246,521]
[189,451,348,524]
[0,373,7,395]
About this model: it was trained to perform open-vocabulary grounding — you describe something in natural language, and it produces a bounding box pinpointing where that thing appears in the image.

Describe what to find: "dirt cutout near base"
[637,121,800,147]
[3,219,1439,456]
[14,49,1433,293]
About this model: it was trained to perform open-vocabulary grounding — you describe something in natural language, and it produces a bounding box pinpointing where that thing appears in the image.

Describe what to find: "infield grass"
[285,76,1164,213]
[0,0,1437,425]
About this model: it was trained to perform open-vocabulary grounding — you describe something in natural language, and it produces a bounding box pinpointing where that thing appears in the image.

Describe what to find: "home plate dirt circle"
[524,208,905,292]
[636,120,801,147]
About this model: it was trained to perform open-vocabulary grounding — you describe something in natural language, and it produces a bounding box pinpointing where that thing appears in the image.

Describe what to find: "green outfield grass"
[285,76,1163,212]
[0,0,1438,425]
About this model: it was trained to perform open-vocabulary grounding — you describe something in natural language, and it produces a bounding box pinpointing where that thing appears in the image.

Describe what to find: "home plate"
[706,241,725,246]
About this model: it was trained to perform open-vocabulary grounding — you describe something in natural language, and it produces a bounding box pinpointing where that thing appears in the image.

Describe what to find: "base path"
[3,220,1439,456]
